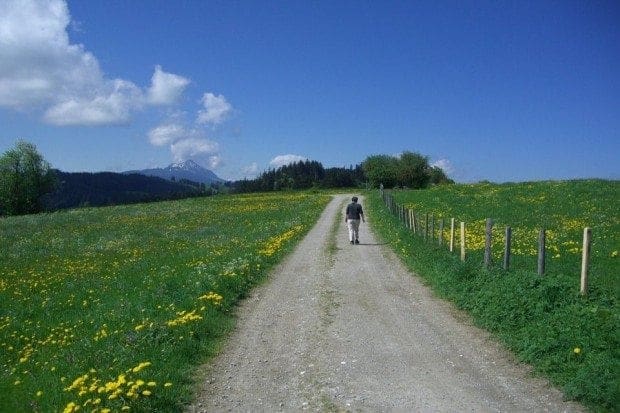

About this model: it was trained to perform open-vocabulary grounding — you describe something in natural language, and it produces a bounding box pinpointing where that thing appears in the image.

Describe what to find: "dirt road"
[190,195,583,412]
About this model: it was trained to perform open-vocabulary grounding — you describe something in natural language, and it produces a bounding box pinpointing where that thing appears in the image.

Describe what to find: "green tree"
[362,155,398,188]
[396,151,430,188]
[0,140,57,215]
[363,151,453,189]
[429,166,454,185]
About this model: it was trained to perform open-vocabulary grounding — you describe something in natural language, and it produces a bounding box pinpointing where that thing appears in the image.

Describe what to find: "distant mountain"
[125,160,225,184]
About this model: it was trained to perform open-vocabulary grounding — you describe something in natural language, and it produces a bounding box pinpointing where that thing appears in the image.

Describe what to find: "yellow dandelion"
[574,347,581,354]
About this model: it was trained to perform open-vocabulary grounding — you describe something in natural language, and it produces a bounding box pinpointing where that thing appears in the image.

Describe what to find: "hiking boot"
[355,239,360,244]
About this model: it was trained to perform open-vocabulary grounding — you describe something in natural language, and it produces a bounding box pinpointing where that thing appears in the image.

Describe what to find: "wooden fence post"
[538,228,546,276]
[460,222,466,261]
[484,218,493,269]
[450,218,455,252]
[580,227,592,296]
[405,207,410,229]
[503,226,512,270]
[430,214,435,243]
[412,211,417,234]
[438,218,444,246]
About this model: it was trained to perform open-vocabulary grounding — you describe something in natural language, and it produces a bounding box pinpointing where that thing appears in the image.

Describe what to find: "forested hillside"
[42,171,207,210]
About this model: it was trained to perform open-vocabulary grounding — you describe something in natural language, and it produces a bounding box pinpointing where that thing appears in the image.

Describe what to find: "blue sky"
[1,0,618,182]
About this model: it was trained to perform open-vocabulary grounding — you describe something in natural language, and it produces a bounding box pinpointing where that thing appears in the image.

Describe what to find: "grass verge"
[366,182,619,412]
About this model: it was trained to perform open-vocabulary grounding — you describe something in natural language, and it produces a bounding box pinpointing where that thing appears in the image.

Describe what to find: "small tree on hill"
[362,155,398,188]
[0,140,57,216]
[397,151,430,188]
[362,151,453,188]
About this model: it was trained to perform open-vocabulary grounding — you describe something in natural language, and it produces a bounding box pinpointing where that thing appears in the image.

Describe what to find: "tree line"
[231,160,366,192]
[1,140,453,216]
[232,151,453,194]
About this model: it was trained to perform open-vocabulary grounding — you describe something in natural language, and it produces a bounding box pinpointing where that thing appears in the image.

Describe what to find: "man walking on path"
[345,196,365,244]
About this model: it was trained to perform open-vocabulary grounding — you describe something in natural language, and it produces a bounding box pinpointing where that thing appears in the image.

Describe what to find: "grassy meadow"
[368,179,619,411]
[0,192,330,412]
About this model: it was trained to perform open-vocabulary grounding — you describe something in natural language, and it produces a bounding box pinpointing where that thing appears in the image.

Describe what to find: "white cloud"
[147,65,190,105]
[431,158,455,176]
[207,155,222,169]
[197,92,232,125]
[44,79,142,126]
[148,123,187,146]
[269,154,308,168]
[171,138,219,163]
[242,162,260,177]
[0,0,188,126]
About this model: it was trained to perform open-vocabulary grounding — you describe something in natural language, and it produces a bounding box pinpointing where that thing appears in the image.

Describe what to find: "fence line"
[379,190,594,295]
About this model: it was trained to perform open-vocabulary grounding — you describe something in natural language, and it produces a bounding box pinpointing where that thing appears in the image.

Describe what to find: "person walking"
[345,196,365,244]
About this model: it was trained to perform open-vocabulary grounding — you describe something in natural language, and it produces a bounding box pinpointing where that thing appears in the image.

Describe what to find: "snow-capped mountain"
[124,160,225,184]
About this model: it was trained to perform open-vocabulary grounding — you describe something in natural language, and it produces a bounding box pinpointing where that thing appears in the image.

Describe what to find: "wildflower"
[131,361,152,373]
[142,390,152,396]
[63,402,79,413]
[164,382,173,387]
[574,347,581,354]
[36,391,43,397]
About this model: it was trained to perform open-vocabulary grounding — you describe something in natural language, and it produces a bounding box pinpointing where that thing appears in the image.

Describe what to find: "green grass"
[0,192,331,412]
[367,179,619,412]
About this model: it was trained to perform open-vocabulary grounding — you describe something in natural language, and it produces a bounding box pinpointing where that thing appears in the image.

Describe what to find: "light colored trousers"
[346,219,360,242]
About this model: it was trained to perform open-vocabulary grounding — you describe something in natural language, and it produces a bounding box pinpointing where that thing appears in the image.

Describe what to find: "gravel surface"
[189,195,584,412]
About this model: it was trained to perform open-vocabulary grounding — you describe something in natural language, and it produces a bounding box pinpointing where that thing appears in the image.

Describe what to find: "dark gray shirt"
[346,202,363,220]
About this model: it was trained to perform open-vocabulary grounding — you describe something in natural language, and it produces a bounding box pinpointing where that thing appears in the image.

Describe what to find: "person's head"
[352,196,358,203]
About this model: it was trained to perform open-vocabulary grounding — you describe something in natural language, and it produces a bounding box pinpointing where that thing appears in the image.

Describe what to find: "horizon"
[1,1,619,183]
[50,156,617,186]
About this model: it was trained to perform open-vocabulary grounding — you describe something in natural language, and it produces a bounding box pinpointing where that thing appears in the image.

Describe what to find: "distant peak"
[170,160,202,170]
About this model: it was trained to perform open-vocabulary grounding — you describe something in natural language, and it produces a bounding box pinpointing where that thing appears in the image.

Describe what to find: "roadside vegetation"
[0,192,330,412]
[367,180,619,411]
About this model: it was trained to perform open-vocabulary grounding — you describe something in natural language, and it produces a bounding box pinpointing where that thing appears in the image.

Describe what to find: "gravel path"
[189,195,583,412]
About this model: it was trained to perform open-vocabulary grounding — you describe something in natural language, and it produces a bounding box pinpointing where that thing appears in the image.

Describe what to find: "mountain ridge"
[124,160,225,184]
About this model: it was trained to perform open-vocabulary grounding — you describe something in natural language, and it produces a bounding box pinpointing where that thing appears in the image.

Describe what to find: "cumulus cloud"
[171,138,219,163]
[0,0,188,125]
[147,65,190,105]
[207,155,222,169]
[431,158,455,176]
[44,79,142,126]
[269,154,308,168]
[197,93,232,125]
[148,119,220,164]
[147,123,187,146]
[242,162,260,177]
